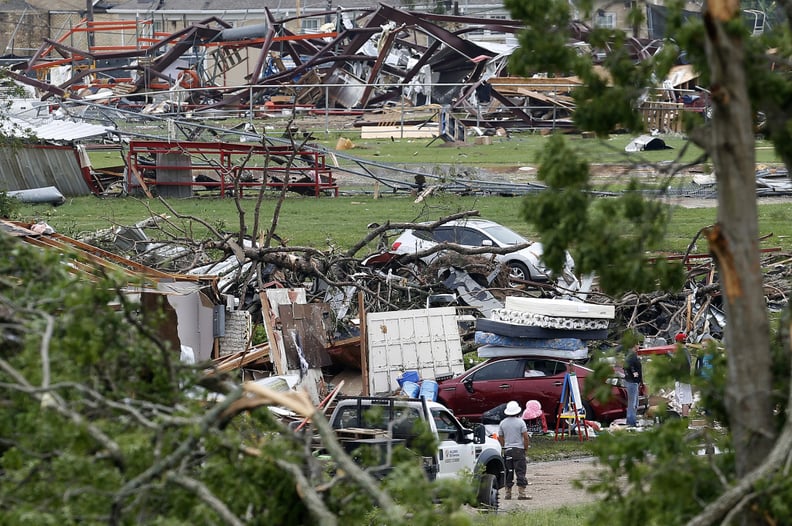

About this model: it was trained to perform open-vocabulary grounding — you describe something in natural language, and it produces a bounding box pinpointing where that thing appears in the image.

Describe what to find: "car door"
[511,358,568,418]
[431,407,477,480]
[462,359,523,416]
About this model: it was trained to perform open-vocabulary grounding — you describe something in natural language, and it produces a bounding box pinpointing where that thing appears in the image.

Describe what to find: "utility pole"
[86,0,94,48]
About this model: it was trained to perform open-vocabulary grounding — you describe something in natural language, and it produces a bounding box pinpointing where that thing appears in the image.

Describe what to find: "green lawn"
[16,193,792,254]
[474,504,597,526]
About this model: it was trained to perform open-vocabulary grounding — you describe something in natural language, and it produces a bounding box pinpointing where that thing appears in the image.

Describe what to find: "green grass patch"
[527,434,596,462]
[474,503,597,526]
[16,194,792,253]
[313,134,781,166]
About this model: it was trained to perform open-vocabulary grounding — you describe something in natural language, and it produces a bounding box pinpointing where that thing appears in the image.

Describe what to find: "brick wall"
[218,309,252,356]
[0,11,48,56]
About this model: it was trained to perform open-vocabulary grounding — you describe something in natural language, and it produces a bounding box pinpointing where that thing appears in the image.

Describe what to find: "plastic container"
[397,370,420,387]
[419,380,438,402]
[401,381,420,398]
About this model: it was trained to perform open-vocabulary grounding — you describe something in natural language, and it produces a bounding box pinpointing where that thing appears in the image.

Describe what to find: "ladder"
[554,370,588,441]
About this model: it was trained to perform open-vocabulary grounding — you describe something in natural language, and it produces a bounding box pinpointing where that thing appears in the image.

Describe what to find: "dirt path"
[498,457,601,511]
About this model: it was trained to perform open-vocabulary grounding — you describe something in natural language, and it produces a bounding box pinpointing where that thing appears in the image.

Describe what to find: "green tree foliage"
[506,0,792,524]
[0,233,476,525]
[521,134,685,293]
[0,191,20,219]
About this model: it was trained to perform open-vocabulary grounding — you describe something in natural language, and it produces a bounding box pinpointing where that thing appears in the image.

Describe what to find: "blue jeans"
[626,381,639,426]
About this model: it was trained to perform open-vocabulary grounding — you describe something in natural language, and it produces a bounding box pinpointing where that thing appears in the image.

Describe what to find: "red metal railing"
[126,140,337,198]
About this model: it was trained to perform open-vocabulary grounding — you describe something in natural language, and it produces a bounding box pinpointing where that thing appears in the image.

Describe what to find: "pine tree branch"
[275,459,338,526]
[166,472,245,526]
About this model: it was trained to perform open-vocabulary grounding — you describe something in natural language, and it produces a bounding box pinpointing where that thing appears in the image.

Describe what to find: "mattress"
[475,331,585,350]
[490,309,610,330]
[475,318,608,340]
[504,297,615,319]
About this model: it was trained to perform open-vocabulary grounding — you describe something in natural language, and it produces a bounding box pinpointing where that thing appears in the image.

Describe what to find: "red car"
[436,356,647,429]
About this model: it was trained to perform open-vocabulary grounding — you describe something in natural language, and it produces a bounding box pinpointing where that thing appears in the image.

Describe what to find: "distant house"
[0,0,49,57]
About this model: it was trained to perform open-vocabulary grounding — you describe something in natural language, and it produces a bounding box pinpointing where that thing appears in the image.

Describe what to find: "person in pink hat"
[522,400,548,434]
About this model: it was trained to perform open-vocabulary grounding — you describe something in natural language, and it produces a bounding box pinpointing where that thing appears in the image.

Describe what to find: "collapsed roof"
[2,5,672,131]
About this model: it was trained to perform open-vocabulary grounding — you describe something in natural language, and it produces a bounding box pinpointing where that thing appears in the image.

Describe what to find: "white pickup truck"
[326,396,506,508]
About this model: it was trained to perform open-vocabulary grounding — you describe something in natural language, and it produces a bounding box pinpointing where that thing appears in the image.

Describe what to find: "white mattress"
[504,297,615,319]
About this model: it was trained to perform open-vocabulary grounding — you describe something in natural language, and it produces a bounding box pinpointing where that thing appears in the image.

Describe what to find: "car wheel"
[507,261,531,287]
[477,473,499,510]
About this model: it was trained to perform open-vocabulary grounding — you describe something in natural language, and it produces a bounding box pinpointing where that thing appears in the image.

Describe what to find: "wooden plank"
[278,302,332,369]
[212,344,271,373]
[260,291,285,375]
[360,125,438,139]
[128,163,154,199]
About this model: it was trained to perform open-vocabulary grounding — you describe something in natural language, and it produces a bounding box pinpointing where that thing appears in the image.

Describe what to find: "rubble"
[5,210,792,407]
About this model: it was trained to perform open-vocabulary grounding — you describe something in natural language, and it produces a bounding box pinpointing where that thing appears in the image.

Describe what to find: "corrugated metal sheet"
[0,145,92,196]
[1,117,111,141]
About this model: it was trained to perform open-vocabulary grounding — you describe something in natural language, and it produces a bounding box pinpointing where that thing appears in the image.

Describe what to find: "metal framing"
[125,140,338,197]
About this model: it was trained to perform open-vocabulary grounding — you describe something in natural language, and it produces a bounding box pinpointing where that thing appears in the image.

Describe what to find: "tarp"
[625,135,672,152]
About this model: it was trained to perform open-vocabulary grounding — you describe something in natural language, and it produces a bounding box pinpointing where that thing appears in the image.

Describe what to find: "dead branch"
[344,210,481,257]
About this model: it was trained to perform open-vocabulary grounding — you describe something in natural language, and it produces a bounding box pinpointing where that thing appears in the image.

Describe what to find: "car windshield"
[480,224,528,246]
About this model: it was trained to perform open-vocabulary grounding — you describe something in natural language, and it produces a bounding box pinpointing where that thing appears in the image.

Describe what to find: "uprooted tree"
[506,0,791,524]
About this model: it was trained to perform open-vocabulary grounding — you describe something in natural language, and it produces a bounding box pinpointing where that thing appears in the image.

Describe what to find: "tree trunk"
[703,7,776,482]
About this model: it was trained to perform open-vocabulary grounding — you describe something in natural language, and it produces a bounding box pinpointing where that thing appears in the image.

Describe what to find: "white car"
[390,218,580,289]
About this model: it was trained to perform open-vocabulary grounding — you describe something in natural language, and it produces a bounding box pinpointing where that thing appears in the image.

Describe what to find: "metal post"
[552,90,557,132]
[400,85,405,140]
[86,0,94,48]
[249,85,254,128]
[325,85,330,135]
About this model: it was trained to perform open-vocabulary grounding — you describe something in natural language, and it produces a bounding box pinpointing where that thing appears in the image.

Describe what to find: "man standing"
[673,332,693,417]
[624,344,643,427]
[498,400,531,500]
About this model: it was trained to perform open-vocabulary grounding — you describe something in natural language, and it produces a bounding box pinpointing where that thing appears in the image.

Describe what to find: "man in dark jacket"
[624,345,643,427]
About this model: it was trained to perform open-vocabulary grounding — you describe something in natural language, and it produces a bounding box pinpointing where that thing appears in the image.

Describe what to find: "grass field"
[87,131,783,169]
[15,192,792,254]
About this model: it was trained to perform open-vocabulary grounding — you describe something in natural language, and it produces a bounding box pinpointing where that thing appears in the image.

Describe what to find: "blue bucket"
[419,380,438,402]
[397,370,420,387]
[401,381,420,398]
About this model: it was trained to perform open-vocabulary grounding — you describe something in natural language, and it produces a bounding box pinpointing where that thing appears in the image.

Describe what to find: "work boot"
[504,487,512,500]
[518,487,531,500]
